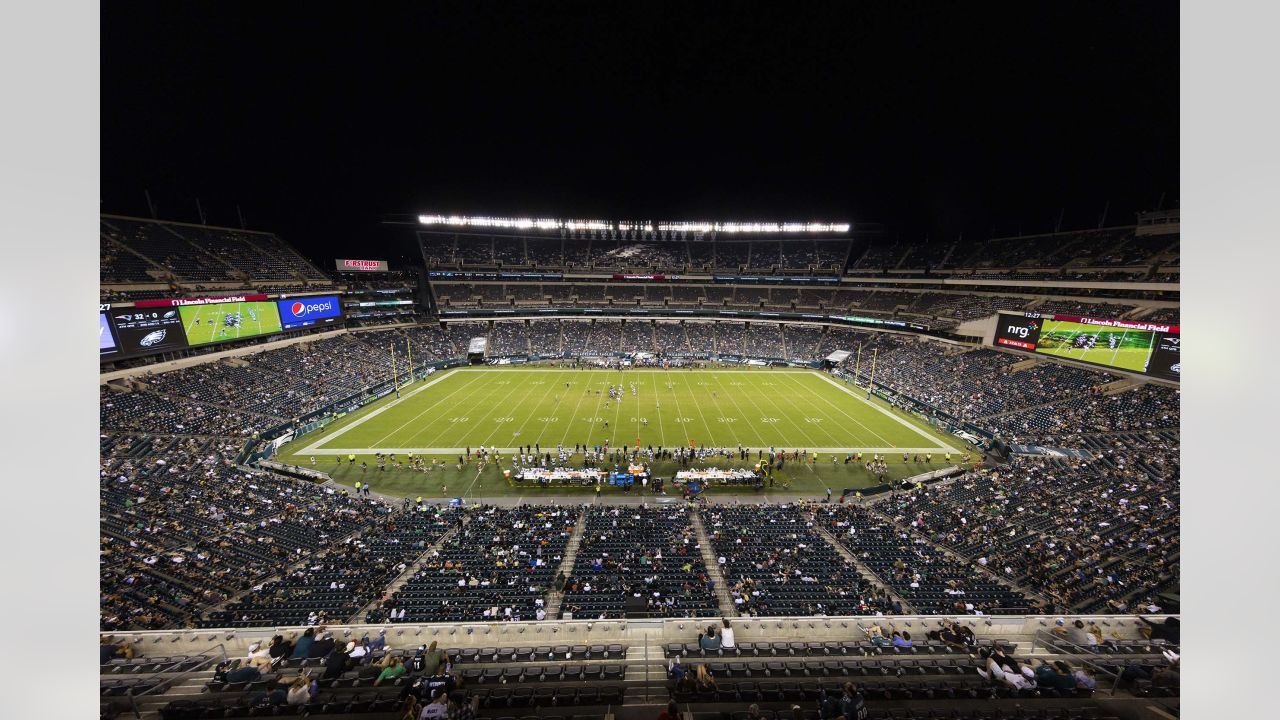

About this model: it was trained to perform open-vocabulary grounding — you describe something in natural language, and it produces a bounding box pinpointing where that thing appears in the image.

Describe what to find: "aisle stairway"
[812,523,917,613]
[689,511,736,616]
[348,523,465,623]
[545,510,588,618]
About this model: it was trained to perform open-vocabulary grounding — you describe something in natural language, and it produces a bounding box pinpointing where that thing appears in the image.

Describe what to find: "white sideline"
[810,371,963,454]
[297,369,459,454]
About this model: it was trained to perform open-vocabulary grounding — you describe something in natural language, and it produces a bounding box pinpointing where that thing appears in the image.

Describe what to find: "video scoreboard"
[100,294,344,361]
[993,311,1179,381]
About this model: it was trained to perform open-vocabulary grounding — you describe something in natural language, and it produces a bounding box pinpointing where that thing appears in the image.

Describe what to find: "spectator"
[421,641,448,675]
[322,641,353,680]
[376,657,406,686]
[418,689,448,720]
[1138,616,1180,642]
[445,690,477,720]
[657,701,679,720]
[840,682,868,720]
[246,642,274,671]
[310,631,336,658]
[698,627,721,651]
[668,655,688,685]
[719,619,736,649]
[1074,665,1097,690]
[224,663,262,684]
[818,688,841,719]
[694,664,717,692]
[1033,659,1078,690]
[290,628,315,659]
[286,676,311,706]
[268,635,293,661]
[1054,618,1095,647]
[891,628,912,648]
[1152,658,1180,688]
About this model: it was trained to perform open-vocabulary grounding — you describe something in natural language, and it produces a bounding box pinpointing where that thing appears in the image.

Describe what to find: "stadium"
[70,4,1207,720]
[98,213,1181,720]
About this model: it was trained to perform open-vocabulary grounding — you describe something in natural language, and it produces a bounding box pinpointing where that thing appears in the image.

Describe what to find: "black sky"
[101,2,1178,266]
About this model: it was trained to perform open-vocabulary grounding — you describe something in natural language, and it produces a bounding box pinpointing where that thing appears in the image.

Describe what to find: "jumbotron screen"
[993,312,1179,381]
[107,306,190,356]
[177,300,283,346]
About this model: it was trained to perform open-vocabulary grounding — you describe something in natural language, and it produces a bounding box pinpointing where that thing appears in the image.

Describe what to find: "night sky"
[100,2,1178,266]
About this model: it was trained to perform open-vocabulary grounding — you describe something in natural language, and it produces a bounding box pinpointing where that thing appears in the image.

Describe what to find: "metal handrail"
[124,641,229,718]
[1029,629,1128,696]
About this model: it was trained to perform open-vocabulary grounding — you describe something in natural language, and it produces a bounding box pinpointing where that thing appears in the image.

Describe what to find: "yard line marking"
[467,376,550,451]
[707,372,769,449]
[298,369,461,453]
[807,371,961,452]
[665,373,694,449]
[504,370,568,447]
[764,377,849,448]
[784,372,895,446]
[648,370,666,448]
[611,369,625,445]
[390,372,502,447]
[748,377,829,451]
[370,372,491,447]
[686,373,718,449]
[556,373,593,449]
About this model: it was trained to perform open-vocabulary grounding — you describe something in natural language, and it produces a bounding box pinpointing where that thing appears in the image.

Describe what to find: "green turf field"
[178,301,282,346]
[1034,319,1155,372]
[276,367,975,499]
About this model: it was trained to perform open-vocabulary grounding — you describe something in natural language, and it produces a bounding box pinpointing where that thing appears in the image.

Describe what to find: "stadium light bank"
[417,215,850,234]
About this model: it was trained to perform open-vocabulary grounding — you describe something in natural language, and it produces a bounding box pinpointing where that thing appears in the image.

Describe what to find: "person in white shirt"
[719,619,736,649]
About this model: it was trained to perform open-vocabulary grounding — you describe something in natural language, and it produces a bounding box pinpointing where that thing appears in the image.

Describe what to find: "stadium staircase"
[811,522,917,613]
[545,510,589,618]
[347,522,466,624]
[688,511,737,616]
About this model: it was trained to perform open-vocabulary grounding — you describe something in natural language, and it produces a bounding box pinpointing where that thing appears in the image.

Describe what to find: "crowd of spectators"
[870,452,1178,614]
[100,439,379,630]
[561,506,719,618]
[703,505,898,617]
[428,277,1169,330]
[983,384,1180,444]
[381,506,573,623]
[819,505,1038,615]
[838,339,1115,422]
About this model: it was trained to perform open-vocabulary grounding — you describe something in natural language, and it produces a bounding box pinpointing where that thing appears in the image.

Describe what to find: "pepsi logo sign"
[290,300,335,317]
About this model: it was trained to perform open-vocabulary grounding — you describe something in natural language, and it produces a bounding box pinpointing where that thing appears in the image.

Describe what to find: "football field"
[292,367,961,456]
